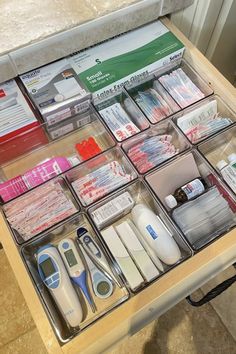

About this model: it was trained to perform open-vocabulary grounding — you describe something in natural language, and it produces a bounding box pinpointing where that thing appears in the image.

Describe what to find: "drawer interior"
[0,18,236,353]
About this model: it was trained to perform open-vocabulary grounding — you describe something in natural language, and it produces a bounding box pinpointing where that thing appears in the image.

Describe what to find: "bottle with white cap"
[216,153,236,193]
[164,177,206,209]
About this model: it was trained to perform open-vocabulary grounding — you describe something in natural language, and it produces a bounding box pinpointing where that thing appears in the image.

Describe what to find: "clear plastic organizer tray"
[172,95,236,145]
[125,72,181,124]
[145,150,236,250]
[93,90,150,142]
[198,125,236,195]
[122,119,190,174]
[0,106,115,203]
[153,58,214,109]
[2,177,80,245]
[88,180,192,289]
[21,213,129,343]
[65,146,137,207]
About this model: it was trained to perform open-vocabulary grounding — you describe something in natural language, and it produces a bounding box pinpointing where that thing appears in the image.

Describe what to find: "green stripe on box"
[78,32,184,92]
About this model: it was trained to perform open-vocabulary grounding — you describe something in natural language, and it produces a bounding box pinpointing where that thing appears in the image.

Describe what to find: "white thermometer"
[58,238,96,312]
[77,227,121,287]
[131,204,181,265]
[79,245,114,299]
[37,244,83,327]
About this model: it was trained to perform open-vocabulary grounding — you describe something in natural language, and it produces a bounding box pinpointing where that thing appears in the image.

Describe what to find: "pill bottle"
[165,177,206,209]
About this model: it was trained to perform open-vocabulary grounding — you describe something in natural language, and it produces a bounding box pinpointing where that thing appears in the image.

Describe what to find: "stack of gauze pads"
[172,186,235,248]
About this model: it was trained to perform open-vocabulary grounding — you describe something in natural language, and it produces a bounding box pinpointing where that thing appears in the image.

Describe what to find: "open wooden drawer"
[0,18,236,354]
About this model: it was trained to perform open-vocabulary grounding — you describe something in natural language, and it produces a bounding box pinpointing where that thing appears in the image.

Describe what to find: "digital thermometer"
[58,238,96,312]
[77,227,121,287]
[79,245,114,299]
[37,244,83,327]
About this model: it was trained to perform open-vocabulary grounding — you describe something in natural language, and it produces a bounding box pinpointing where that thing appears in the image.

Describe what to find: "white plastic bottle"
[216,153,236,193]
[131,204,181,265]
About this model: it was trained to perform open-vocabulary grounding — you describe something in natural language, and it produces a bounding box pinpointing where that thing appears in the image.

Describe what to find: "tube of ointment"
[101,226,144,291]
[91,192,135,229]
[127,219,164,272]
[115,220,159,282]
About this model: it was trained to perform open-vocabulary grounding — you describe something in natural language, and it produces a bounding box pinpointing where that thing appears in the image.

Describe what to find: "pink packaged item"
[23,157,75,188]
[0,156,79,202]
[0,176,28,202]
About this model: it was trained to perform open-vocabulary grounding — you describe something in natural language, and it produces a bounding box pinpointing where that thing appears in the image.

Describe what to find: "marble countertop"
[0,0,193,82]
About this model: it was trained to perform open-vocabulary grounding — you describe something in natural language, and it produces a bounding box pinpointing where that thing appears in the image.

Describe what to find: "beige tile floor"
[1,248,236,354]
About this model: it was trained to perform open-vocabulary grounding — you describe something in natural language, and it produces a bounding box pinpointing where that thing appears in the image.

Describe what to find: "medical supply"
[77,227,120,287]
[72,160,134,205]
[0,156,80,202]
[123,98,149,129]
[23,156,79,187]
[207,173,236,213]
[0,79,39,143]
[91,191,135,229]
[115,220,159,282]
[79,245,113,299]
[128,220,164,272]
[172,186,235,248]
[153,80,180,112]
[158,68,205,108]
[4,180,78,241]
[131,204,181,265]
[69,21,184,100]
[20,58,91,125]
[176,99,232,143]
[0,176,28,203]
[216,155,236,194]
[58,238,96,312]
[99,103,140,141]
[165,177,207,209]
[101,226,144,291]
[134,88,172,123]
[37,244,83,327]
[127,134,179,173]
[76,137,102,161]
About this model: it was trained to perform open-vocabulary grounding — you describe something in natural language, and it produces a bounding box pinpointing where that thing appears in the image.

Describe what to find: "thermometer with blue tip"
[77,227,121,287]
[58,238,96,313]
[37,244,83,327]
[79,244,114,299]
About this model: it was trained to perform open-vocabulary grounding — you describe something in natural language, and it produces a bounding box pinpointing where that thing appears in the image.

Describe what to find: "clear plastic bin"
[93,90,149,142]
[122,119,190,174]
[21,213,129,343]
[171,95,235,145]
[198,125,236,194]
[155,58,213,109]
[0,107,115,203]
[125,74,180,124]
[88,180,192,292]
[3,177,80,244]
[145,150,236,250]
[66,147,137,207]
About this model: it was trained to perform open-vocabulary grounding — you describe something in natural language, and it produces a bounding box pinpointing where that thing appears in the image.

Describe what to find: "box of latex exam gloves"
[20,58,91,126]
[69,21,185,100]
